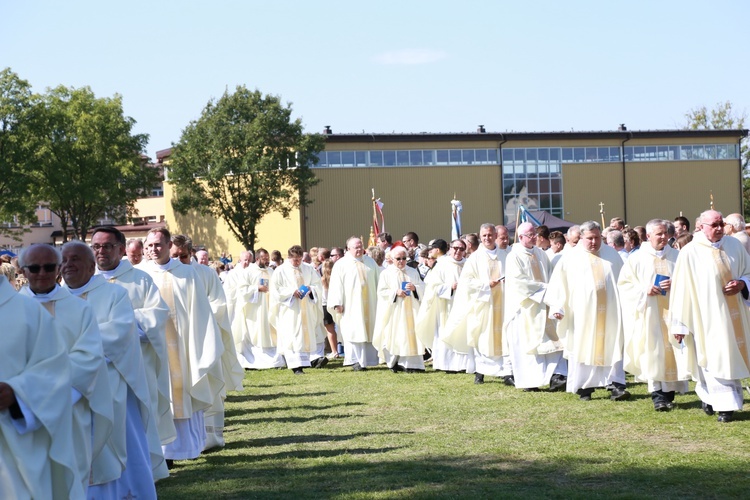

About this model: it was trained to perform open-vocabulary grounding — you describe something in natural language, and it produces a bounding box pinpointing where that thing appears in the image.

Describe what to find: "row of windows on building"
[315,143,740,168]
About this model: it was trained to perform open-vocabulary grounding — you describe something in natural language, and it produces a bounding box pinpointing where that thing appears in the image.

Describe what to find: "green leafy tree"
[168,86,325,251]
[0,68,38,237]
[29,85,156,242]
[684,101,750,218]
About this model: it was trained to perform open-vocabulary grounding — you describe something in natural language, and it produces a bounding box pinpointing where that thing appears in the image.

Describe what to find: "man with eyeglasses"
[19,244,114,495]
[328,236,381,371]
[504,222,567,393]
[91,227,175,463]
[443,223,513,385]
[416,239,473,373]
[0,263,78,499]
[545,221,629,402]
[140,227,225,465]
[670,210,750,423]
[61,240,160,497]
[618,219,687,412]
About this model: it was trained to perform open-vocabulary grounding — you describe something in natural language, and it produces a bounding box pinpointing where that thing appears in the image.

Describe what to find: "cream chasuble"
[618,244,686,383]
[65,275,163,485]
[19,285,114,489]
[0,276,80,500]
[372,265,425,361]
[327,254,380,343]
[669,233,750,380]
[442,246,508,356]
[269,262,325,354]
[415,256,465,349]
[141,260,225,418]
[544,244,624,367]
[503,245,560,355]
[97,260,175,446]
[233,265,275,348]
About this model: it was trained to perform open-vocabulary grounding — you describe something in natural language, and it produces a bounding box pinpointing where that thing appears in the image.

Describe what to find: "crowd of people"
[2,209,750,497]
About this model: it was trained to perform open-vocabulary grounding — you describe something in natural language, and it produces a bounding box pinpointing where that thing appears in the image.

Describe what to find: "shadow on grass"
[229,413,361,425]
[227,430,414,448]
[231,391,332,402]
[224,401,365,419]
[157,453,749,499]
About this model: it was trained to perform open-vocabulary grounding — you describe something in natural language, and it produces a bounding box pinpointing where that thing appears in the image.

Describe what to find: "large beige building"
[304,127,747,247]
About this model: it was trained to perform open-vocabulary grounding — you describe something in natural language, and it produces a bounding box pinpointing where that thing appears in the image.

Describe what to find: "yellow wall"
[163,182,301,259]
[561,162,625,224]
[305,165,504,248]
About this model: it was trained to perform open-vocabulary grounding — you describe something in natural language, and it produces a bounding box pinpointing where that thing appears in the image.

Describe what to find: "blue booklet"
[298,284,310,297]
[654,274,669,295]
[401,281,411,296]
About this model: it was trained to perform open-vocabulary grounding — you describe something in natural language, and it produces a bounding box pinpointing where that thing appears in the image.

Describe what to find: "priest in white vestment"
[231,262,286,369]
[545,221,629,401]
[19,244,114,493]
[670,210,750,423]
[415,239,473,373]
[61,241,159,498]
[618,219,688,412]
[171,235,244,451]
[373,246,426,372]
[91,227,175,475]
[503,223,567,391]
[269,245,327,373]
[442,223,513,385]
[328,237,381,371]
[142,228,225,461]
[0,275,80,500]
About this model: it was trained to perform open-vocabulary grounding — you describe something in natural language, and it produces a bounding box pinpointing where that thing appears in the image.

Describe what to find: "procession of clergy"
[3,209,750,498]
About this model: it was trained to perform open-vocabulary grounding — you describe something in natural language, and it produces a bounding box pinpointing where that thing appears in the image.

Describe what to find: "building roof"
[323,129,748,144]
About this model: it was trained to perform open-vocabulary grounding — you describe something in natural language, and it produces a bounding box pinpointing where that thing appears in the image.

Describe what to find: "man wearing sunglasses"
[0,267,78,499]
[91,226,174,465]
[670,210,750,423]
[18,244,113,496]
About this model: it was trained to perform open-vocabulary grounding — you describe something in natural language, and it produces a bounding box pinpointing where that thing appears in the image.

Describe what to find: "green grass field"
[156,360,750,499]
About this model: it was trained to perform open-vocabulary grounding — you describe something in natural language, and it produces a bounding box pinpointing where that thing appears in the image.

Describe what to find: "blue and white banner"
[451,199,462,240]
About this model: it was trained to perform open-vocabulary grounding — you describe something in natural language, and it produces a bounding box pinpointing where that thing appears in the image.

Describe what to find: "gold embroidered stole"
[355,260,370,334]
[653,256,677,380]
[529,251,558,341]
[398,270,418,354]
[152,270,188,418]
[488,254,503,357]
[293,267,311,352]
[587,252,607,366]
[713,248,750,369]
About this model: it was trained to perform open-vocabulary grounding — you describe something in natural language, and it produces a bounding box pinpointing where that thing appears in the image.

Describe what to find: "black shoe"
[352,362,362,371]
[548,374,567,392]
[577,388,593,401]
[390,364,405,373]
[654,401,671,412]
[665,402,675,410]
[312,357,328,369]
[610,388,631,401]
[503,375,515,387]
[292,367,304,375]
[474,373,485,385]
[523,388,540,392]
[605,383,615,392]
[717,411,734,423]
[702,402,715,416]
[166,459,174,470]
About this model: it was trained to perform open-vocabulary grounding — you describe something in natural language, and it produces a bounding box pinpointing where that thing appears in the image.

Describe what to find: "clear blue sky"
[2,0,748,160]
